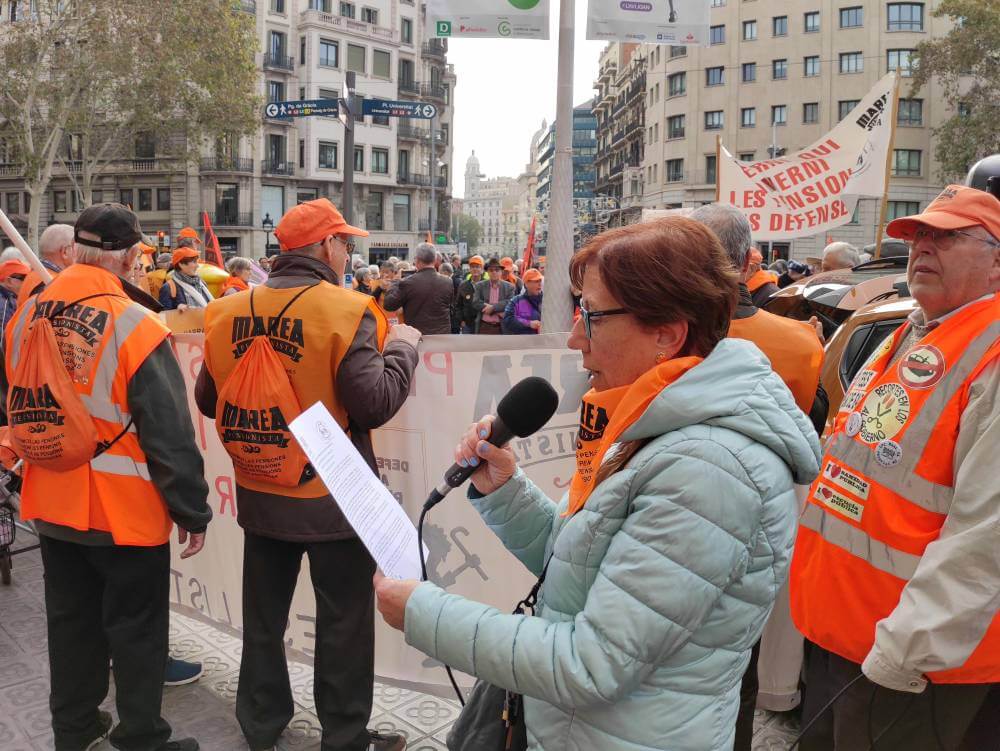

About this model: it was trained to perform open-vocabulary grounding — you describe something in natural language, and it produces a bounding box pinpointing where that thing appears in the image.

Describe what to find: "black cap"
[485,257,502,270]
[74,203,143,251]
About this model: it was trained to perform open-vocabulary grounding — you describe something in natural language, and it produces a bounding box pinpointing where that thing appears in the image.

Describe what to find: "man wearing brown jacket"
[381,242,455,334]
[195,199,420,751]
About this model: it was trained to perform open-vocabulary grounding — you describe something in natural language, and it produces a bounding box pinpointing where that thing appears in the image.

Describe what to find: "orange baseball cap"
[500,257,514,269]
[749,248,764,264]
[0,260,30,281]
[274,198,369,252]
[468,255,484,266]
[178,227,200,240]
[887,184,1000,241]
[522,268,543,282]
[171,247,200,268]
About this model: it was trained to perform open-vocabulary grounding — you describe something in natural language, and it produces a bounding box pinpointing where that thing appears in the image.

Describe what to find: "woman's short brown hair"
[569,217,739,356]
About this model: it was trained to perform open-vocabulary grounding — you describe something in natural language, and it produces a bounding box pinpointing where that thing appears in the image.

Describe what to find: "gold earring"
[655,352,667,363]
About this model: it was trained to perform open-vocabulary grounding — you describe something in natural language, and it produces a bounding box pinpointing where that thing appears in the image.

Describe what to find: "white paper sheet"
[290,402,425,580]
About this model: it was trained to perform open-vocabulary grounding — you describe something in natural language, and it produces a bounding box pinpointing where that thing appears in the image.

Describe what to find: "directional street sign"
[361,99,438,120]
[264,99,339,120]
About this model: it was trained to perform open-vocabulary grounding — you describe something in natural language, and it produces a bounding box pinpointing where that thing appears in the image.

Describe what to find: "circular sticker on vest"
[898,344,945,389]
[875,439,903,468]
[859,383,911,444]
[845,412,863,437]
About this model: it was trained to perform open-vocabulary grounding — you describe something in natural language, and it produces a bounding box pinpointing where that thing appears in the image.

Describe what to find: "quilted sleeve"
[468,468,557,577]
[406,440,760,708]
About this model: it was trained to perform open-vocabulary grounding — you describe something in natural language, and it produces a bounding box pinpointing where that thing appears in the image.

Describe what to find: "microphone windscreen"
[496,377,560,438]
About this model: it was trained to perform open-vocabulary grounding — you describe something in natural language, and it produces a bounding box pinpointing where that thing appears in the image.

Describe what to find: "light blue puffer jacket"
[405,338,821,751]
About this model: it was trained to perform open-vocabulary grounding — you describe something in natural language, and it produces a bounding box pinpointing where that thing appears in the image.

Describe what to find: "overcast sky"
[448,5,606,198]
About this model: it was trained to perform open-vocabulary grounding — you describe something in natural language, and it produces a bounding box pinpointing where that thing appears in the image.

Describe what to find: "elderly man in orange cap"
[195,198,419,751]
[456,254,485,333]
[0,259,30,329]
[791,184,1000,749]
[499,255,522,294]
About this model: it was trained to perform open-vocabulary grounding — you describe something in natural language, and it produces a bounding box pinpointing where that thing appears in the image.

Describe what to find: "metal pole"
[342,71,356,224]
[430,113,437,238]
[540,0,575,334]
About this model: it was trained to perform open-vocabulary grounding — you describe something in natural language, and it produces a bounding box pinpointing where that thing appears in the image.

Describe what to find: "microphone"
[423,376,559,511]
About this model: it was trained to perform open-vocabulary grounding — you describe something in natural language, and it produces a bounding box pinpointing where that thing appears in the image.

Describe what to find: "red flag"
[202,211,224,268]
[523,216,537,271]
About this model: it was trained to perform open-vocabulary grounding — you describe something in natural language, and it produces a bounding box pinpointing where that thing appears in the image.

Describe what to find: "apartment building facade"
[642,0,953,257]
[0,0,457,261]
[593,43,646,227]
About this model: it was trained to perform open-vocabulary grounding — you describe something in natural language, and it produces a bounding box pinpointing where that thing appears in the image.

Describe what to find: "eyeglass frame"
[579,302,629,339]
[330,235,356,253]
[910,227,1000,250]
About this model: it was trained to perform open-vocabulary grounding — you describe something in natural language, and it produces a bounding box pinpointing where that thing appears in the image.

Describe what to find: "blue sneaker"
[164,657,203,686]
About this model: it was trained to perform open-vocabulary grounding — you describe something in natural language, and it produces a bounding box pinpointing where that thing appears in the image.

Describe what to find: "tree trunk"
[25,183,43,252]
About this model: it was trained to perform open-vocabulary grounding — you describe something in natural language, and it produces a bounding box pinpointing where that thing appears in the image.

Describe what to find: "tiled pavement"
[0,532,798,750]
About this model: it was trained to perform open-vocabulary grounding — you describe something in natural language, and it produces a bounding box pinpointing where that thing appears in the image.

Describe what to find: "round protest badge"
[859,383,911,444]
[874,440,903,468]
[845,412,863,437]
[898,345,945,389]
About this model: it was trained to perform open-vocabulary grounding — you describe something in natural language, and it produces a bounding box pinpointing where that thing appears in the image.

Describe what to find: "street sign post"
[361,99,438,120]
[263,99,339,120]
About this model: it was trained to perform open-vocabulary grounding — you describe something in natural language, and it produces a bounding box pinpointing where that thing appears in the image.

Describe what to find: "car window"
[840,319,907,389]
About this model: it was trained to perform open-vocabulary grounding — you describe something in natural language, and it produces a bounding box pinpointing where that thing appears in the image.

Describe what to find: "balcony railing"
[398,173,447,188]
[201,157,254,174]
[263,52,294,71]
[299,9,397,41]
[261,160,295,176]
[205,212,254,227]
[128,158,161,171]
[421,83,447,101]
[398,79,420,97]
[0,164,22,176]
[397,124,426,140]
[422,40,447,59]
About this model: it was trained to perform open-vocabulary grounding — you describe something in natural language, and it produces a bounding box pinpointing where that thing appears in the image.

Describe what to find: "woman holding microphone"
[375,217,821,751]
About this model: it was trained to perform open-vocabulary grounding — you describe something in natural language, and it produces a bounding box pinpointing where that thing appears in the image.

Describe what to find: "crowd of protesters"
[3,153,998,751]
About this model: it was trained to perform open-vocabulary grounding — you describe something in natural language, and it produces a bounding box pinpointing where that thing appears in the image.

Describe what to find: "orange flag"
[202,212,224,268]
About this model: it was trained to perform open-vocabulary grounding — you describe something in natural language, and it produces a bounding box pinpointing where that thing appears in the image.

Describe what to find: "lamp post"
[262,213,276,257]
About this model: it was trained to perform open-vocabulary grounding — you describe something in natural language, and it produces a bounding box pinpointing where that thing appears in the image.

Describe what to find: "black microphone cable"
[417,503,466,707]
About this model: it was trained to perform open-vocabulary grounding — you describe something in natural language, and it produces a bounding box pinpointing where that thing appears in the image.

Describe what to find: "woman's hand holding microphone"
[454,415,518,495]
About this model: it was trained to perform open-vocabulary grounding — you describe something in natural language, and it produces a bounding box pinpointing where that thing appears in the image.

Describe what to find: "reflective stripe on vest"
[825,321,1000,516]
[90,452,151,481]
[7,296,36,370]
[799,504,921,580]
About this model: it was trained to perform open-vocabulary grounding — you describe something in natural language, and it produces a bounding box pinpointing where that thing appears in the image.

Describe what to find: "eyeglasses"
[579,303,628,339]
[911,228,1000,250]
[331,236,356,253]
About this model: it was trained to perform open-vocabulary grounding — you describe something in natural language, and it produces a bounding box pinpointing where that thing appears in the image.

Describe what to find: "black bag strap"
[248,283,318,328]
[513,553,555,616]
[44,292,119,321]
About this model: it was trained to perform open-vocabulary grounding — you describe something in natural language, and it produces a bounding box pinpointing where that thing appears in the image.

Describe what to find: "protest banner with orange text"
[718,73,899,241]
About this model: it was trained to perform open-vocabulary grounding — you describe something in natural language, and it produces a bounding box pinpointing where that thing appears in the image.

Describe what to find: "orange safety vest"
[729,309,824,412]
[203,280,388,499]
[4,264,173,546]
[746,269,779,293]
[790,294,1000,683]
[16,268,56,309]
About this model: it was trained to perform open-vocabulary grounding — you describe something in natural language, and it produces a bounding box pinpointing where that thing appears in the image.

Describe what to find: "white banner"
[428,0,550,40]
[587,0,711,45]
[167,333,585,691]
[718,73,899,241]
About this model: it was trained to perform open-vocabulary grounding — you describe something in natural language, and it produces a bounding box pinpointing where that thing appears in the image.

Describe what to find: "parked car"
[764,255,909,340]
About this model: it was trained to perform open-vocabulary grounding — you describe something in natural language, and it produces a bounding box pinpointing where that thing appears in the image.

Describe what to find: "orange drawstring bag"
[7,316,100,471]
[214,285,316,487]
